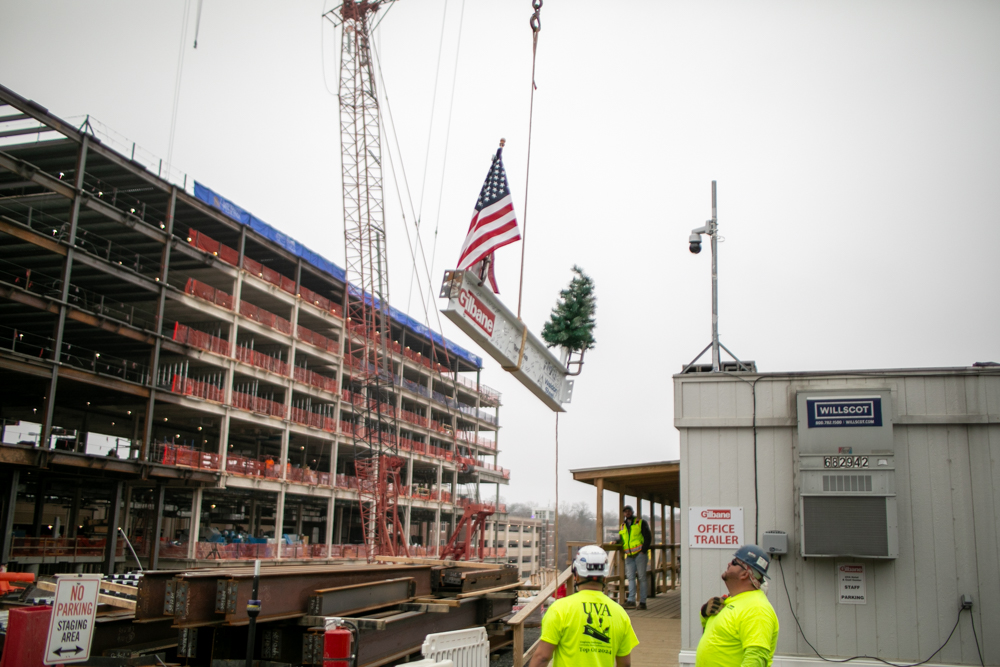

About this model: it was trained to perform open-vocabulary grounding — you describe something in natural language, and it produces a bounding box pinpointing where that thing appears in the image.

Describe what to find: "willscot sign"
[689,506,744,549]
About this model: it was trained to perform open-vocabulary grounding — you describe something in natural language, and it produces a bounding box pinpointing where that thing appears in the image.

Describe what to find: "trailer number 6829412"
[823,456,869,468]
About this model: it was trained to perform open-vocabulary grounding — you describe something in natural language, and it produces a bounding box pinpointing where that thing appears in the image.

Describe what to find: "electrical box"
[762,530,787,555]
[796,389,898,559]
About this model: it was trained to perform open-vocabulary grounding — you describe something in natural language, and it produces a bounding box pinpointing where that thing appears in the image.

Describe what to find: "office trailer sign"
[689,507,744,548]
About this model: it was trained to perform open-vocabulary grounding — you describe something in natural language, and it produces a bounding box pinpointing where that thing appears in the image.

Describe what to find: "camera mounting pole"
[682,181,753,374]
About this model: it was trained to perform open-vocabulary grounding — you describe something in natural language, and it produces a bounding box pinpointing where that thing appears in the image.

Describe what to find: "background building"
[0,83,510,574]
[484,516,542,578]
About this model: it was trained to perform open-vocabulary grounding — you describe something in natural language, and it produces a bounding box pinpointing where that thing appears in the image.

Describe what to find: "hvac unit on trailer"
[796,389,898,558]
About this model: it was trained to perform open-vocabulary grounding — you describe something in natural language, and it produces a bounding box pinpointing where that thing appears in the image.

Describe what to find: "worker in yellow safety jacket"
[529,545,638,667]
[616,505,652,610]
[696,545,779,667]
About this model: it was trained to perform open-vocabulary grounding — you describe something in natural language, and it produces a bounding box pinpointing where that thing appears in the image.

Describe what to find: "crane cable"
[516,0,542,321]
[501,0,542,374]
[370,31,461,384]
[423,0,469,317]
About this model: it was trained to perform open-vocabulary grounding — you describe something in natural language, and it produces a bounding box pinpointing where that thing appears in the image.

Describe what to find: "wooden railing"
[509,565,573,667]
[566,541,679,606]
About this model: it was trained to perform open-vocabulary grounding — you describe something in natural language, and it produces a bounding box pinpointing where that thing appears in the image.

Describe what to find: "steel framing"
[0,79,506,578]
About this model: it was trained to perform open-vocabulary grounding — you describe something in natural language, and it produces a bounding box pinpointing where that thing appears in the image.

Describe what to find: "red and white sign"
[44,573,102,665]
[689,506,744,549]
[838,563,867,604]
[459,289,495,337]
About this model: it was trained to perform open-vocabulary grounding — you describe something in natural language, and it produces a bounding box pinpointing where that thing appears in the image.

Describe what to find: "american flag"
[456,144,521,293]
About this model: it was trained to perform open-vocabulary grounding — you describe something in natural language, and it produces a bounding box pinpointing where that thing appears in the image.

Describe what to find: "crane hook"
[530,0,542,33]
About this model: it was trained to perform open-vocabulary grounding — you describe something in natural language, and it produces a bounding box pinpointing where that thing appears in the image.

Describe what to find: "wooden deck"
[626,588,682,667]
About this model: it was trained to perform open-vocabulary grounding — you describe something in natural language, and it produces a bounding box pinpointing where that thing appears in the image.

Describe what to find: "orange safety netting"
[230,391,287,419]
[239,300,292,335]
[235,345,290,376]
[399,409,429,428]
[183,277,234,310]
[456,432,496,449]
[170,374,225,403]
[298,285,344,318]
[10,537,121,558]
[225,454,283,480]
[172,322,231,356]
[296,325,341,355]
[293,365,338,393]
[160,443,220,470]
[188,228,239,266]
[241,256,297,296]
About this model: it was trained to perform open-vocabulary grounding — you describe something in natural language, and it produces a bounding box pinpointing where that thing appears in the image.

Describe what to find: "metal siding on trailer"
[968,425,1000,664]
[887,423,913,661]
[717,380,739,420]
[734,427,754,538]
[924,376,949,415]
[945,376,967,415]
[679,427,694,649]
[928,426,962,664]
[756,428,776,545]
[905,425,943,660]
[676,370,1000,666]
[681,381,703,421]
[771,428,799,656]
[698,426,725,650]
[872,561,899,658]
[947,425,980,664]
[904,376,929,417]
[986,374,1000,415]
[965,374,986,415]
[853,561,881,657]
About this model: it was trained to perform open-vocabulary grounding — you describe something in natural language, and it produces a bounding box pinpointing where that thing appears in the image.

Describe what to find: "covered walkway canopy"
[571,460,680,543]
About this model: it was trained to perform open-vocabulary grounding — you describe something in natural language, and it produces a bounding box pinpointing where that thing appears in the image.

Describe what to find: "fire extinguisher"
[324,621,358,667]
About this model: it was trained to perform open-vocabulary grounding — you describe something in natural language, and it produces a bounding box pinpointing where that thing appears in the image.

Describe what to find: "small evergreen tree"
[541,266,596,353]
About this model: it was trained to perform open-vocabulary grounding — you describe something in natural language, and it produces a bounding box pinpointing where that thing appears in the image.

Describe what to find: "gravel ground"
[491,626,542,667]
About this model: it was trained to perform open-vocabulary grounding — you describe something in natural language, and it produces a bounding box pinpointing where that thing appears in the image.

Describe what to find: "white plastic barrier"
[407,627,489,667]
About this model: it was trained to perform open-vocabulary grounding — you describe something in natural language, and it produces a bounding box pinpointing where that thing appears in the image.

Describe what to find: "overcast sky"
[2,0,998,509]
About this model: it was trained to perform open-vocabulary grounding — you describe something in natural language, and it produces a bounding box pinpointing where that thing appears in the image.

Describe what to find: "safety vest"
[619,519,644,557]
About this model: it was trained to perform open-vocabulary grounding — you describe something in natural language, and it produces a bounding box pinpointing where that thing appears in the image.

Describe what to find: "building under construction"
[0,81,513,575]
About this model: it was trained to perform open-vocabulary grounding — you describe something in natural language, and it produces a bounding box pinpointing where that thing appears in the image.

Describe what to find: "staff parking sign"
[44,573,101,665]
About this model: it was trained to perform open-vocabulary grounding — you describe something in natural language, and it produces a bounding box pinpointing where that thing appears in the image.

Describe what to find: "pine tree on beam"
[541,266,596,376]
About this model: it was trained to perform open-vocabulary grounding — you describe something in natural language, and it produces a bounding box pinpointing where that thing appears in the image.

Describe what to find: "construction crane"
[325,0,408,561]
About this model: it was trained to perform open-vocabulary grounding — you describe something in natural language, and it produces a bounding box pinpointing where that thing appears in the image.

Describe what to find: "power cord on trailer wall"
[775,558,985,667]
[720,372,763,543]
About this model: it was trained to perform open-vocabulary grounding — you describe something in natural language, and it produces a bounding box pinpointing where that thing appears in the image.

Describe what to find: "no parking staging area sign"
[44,573,101,665]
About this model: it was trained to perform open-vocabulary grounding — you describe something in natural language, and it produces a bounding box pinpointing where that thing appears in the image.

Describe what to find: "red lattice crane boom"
[439,503,495,562]
[326,0,408,562]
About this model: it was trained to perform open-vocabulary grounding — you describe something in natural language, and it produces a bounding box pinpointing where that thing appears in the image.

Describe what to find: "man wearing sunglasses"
[695,545,779,667]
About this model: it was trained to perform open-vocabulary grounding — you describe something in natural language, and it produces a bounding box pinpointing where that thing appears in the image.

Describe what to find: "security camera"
[689,233,702,254]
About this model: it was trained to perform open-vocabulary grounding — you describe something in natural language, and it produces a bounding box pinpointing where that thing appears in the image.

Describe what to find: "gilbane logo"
[701,509,731,520]
[459,289,495,337]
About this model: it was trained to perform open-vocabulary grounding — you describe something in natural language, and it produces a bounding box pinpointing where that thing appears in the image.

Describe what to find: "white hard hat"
[573,545,610,579]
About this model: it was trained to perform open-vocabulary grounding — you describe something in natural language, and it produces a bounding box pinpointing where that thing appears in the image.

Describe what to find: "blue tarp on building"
[193,181,482,368]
